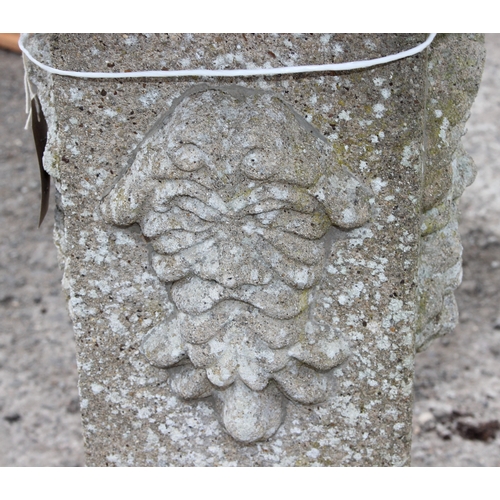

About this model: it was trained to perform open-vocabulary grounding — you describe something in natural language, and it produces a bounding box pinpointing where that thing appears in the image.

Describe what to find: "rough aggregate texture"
[99,85,373,443]
[25,33,483,466]
[27,33,432,466]
[0,33,496,466]
[411,34,500,467]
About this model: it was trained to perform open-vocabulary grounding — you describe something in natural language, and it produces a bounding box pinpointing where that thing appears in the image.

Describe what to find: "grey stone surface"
[415,39,485,351]
[22,34,484,466]
[100,85,371,443]
[411,34,500,467]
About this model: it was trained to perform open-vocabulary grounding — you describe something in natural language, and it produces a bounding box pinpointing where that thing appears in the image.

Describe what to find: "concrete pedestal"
[25,34,484,466]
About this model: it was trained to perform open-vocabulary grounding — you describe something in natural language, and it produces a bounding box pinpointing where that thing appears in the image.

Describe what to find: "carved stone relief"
[413,34,486,353]
[415,144,477,351]
[101,86,372,443]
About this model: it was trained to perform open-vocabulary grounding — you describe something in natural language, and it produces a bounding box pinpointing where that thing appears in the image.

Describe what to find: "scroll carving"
[101,86,372,442]
[415,145,476,351]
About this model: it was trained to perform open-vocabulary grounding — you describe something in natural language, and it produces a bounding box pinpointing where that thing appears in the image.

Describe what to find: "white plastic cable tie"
[19,33,436,79]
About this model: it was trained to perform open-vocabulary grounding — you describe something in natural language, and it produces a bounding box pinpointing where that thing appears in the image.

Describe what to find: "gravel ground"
[0,35,498,467]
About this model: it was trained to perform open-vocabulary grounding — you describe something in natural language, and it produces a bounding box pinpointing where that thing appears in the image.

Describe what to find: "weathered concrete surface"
[411,34,500,467]
[23,34,484,466]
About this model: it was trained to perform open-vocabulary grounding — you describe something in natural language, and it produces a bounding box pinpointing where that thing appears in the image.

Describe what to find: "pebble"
[417,411,436,431]
[436,423,453,440]
[428,401,454,421]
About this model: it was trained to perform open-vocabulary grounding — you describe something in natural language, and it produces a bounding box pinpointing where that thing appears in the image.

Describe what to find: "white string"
[19,33,436,79]
[23,53,36,129]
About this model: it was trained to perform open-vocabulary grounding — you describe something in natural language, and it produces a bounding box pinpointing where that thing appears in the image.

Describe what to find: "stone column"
[25,34,484,466]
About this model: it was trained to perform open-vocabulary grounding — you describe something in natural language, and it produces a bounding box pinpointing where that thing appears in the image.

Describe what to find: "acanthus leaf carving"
[101,86,372,443]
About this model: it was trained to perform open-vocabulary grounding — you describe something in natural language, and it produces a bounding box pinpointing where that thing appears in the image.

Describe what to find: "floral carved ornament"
[101,86,372,443]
